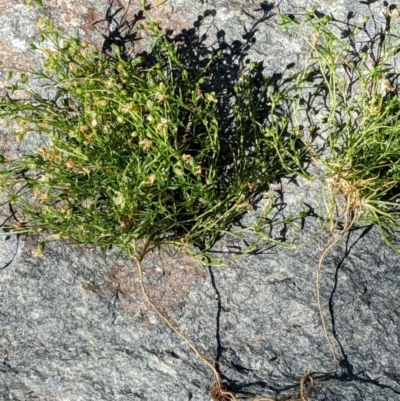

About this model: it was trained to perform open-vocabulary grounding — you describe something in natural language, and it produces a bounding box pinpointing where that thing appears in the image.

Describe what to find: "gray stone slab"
[1,1,400,401]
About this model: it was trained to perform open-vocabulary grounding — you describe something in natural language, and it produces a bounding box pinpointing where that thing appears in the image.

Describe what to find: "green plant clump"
[0,17,303,255]
[282,9,400,249]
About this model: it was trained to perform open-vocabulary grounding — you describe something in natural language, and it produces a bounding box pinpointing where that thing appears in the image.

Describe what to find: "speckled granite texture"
[1,1,400,400]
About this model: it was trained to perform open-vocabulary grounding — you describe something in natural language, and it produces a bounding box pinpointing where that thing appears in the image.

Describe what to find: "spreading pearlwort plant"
[0,10,306,259]
[281,7,400,250]
[277,6,400,382]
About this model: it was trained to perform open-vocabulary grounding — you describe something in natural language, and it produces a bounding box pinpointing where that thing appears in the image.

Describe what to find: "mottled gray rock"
[1,1,400,401]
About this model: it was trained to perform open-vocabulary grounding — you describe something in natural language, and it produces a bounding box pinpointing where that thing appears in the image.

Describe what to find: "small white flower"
[68,62,78,73]
[113,192,125,208]
[147,174,156,185]
[181,154,193,163]
[139,139,153,150]
[155,92,167,102]
[156,118,168,131]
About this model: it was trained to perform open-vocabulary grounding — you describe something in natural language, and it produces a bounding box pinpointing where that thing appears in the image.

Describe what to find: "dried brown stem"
[133,240,315,401]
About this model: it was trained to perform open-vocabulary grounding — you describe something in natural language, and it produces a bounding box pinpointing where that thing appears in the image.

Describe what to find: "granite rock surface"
[1,1,400,400]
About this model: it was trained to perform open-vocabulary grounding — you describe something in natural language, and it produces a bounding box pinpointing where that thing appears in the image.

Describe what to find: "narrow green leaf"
[153,0,167,6]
